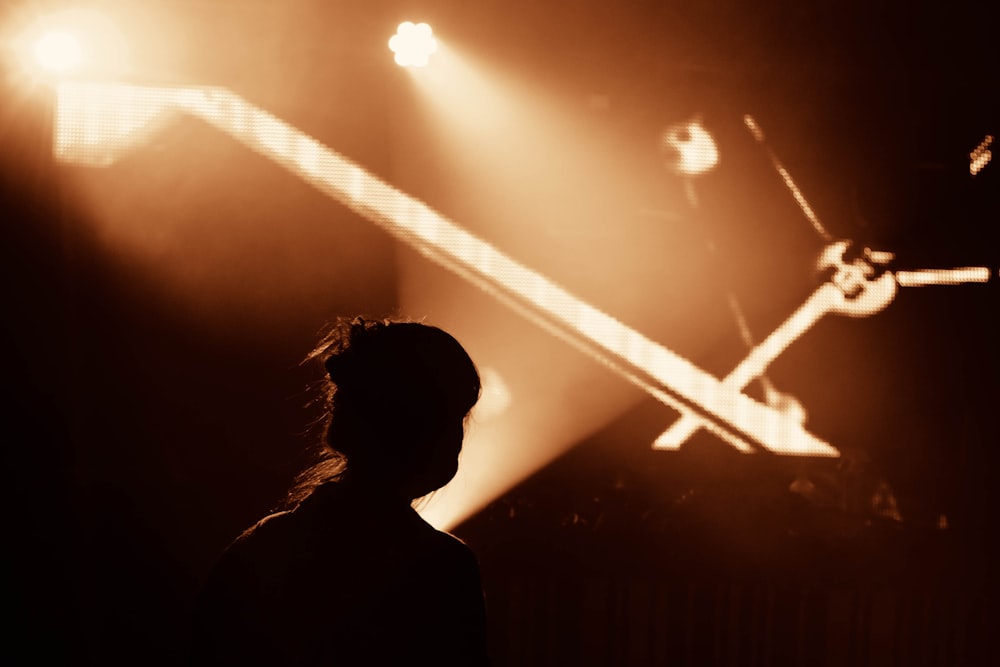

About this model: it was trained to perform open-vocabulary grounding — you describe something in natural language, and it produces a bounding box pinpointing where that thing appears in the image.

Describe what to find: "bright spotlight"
[388,22,438,67]
[11,8,128,80]
[33,31,83,73]
[662,119,719,176]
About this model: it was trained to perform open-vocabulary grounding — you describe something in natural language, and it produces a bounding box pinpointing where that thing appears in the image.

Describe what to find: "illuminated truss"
[652,116,995,450]
[53,82,995,458]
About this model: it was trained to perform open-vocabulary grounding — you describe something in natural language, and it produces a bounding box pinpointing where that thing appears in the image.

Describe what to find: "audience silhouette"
[191,317,489,665]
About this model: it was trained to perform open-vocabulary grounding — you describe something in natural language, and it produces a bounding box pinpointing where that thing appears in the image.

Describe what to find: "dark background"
[3,1,997,664]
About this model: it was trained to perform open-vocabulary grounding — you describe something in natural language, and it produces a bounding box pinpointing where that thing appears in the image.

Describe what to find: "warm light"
[54,82,839,460]
[662,119,719,176]
[33,30,83,72]
[54,84,175,166]
[473,367,512,422]
[388,22,438,67]
[655,241,899,450]
[11,8,128,79]
[655,283,838,450]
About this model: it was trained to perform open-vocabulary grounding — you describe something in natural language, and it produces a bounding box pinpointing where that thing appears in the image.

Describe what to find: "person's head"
[309,317,480,500]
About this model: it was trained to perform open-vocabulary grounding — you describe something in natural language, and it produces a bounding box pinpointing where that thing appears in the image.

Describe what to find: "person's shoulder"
[236,509,293,540]
[218,509,305,567]
[434,527,474,552]
[416,522,481,572]
[226,509,292,548]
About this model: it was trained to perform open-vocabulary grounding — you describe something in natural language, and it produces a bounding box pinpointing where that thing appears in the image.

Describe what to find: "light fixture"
[388,22,438,68]
[661,118,719,176]
[10,8,128,80]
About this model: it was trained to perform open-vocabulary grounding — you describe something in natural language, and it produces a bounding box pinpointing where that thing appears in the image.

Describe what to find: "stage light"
[662,119,719,176]
[55,82,858,528]
[54,82,838,460]
[10,8,128,80]
[894,267,991,287]
[388,22,438,67]
[33,30,83,73]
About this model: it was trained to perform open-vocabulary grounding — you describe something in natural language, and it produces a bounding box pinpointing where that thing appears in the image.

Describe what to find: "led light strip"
[895,267,991,287]
[55,82,840,456]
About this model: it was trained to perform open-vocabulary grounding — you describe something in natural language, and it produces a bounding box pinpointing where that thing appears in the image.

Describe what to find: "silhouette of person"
[191,318,489,666]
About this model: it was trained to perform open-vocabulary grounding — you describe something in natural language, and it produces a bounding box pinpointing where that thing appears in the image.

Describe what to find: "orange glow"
[56,82,863,527]
[656,240,899,449]
[473,367,512,421]
[662,119,719,176]
[55,82,842,440]
[10,8,129,80]
[394,47,728,525]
